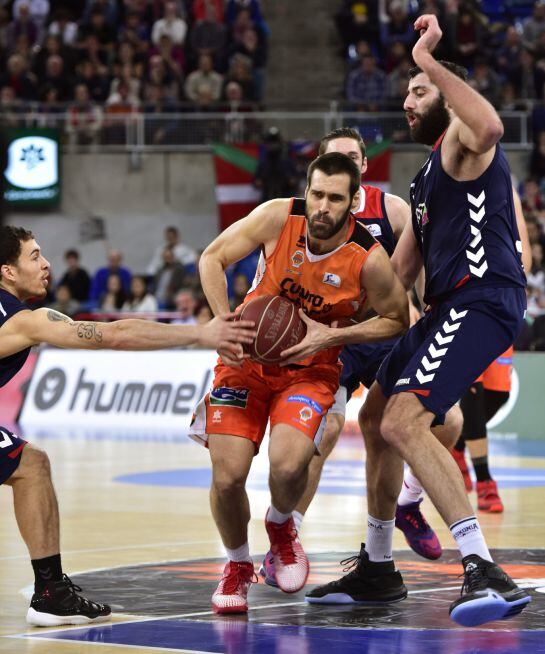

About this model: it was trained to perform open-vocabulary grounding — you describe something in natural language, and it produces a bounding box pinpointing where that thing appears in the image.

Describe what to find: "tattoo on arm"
[47,310,73,324]
[76,323,103,343]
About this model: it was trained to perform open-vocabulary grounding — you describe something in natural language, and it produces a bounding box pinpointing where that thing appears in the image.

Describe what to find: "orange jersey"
[475,346,513,392]
[244,197,381,365]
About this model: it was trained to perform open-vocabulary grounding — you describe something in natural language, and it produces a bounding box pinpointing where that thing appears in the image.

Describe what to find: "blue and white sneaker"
[450,554,531,627]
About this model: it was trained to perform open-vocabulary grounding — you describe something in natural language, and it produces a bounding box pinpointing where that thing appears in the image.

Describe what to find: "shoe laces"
[222,563,257,595]
[459,563,487,596]
[59,574,104,611]
[272,522,298,565]
[403,507,431,533]
[339,553,364,577]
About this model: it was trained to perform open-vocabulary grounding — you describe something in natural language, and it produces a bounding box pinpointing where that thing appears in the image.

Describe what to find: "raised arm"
[412,15,503,156]
[0,308,255,359]
[199,198,289,315]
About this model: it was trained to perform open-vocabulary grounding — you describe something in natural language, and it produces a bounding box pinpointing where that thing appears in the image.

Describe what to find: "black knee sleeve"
[460,382,487,441]
[484,389,509,423]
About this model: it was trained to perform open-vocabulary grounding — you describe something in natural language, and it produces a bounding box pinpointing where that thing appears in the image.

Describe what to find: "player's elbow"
[477,120,504,152]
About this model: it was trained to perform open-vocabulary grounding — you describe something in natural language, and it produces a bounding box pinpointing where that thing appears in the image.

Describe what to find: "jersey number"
[0,430,13,448]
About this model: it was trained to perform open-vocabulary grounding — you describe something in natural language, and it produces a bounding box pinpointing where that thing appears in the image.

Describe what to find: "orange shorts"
[189,358,341,453]
[474,346,513,392]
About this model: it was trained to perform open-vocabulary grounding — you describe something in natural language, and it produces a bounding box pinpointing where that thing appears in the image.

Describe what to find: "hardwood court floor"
[1,429,545,654]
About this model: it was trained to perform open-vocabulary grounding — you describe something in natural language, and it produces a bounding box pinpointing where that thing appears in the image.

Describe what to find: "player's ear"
[351,188,361,212]
[304,184,309,199]
[361,156,368,175]
[0,264,15,282]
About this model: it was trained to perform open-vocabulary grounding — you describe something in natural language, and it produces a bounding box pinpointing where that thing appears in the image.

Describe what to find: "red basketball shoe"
[265,513,309,593]
[451,448,472,492]
[211,561,257,614]
[476,479,504,513]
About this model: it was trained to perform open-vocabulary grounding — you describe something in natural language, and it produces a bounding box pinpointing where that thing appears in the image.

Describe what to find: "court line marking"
[5,637,215,654]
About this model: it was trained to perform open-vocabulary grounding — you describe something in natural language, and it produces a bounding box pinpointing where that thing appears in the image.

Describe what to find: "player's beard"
[409,97,451,146]
[307,207,351,240]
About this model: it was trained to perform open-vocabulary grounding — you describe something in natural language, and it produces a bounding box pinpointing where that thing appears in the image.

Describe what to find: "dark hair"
[0,226,34,269]
[307,152,361,200]
[64,248,79,259]
[319,127,366,159]
[409,60,468,82]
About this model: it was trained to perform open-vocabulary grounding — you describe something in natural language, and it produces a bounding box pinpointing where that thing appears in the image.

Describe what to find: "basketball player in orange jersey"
[259,128,464,586]
[191,152,409,614]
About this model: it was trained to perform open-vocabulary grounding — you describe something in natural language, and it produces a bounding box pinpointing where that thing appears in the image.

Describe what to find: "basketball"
[237,295,306,364]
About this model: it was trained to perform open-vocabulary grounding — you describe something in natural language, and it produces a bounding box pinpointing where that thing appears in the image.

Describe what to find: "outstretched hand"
[199,312,255,355]
[412,14,442,65]
[279,309,335,365]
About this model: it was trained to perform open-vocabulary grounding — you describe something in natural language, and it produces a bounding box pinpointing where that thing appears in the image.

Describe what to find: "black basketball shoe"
[27,574,112,627]
[449,554,531,627]
[305,544,407,604]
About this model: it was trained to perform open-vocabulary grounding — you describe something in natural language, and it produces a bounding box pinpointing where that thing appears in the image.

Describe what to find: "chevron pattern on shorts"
[415,308,468,384]
[466,191,488,278]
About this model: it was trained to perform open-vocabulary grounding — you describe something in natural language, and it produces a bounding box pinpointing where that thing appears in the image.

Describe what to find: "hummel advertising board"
[20,349,217,431]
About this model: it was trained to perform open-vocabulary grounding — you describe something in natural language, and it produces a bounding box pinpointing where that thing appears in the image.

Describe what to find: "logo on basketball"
[291,250,305,268]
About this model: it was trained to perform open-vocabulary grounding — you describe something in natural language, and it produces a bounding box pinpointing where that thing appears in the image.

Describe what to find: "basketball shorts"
[376,286,526,425]
[0,427,27,485]
[189,358,340,453]
[475,346,514,392]
[329,338,399,415]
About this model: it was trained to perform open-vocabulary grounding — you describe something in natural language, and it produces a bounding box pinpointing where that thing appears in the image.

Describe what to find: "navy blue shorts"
[376,286,526,425]
[340,338,399,399]
[0,427,27,485]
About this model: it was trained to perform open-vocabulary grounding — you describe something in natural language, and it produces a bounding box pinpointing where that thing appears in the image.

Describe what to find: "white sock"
[366,515,395,562]
[292,510,304,533]
[449,516,492,562]
[398,468,424,506]
[225,542,251,563]
[267,505,291,524]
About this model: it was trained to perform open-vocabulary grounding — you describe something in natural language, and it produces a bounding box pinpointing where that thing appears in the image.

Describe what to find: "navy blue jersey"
[0,289,30,388]
[354,184,396,257]
[410,138,526,304]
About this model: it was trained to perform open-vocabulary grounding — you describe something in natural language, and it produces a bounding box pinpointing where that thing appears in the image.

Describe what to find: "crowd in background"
[0,0,268,144]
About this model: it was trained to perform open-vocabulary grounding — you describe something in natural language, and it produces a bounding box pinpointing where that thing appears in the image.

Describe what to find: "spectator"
[78,7,116,52]
[189,6,227,61]
[144,54,179,100]
[108,63,141,105]
[118,10,151,53]
[0,85,24,127]
[185,53,223,101]
[379,1,414,51]
[48,285,80,317]
[99,273,127,311]
[35,84,64,127]
[496,26,523,80]
[522,178,545,218]
[527,242,545,317]
[67,83,103,147]
[90,248,132,304]
[387,56,411,104]
[171,289,198,324]
[335,0,380,54]
[469,59,502,108]
[229,27,266,99]
[254,127,298,202]
[143,84,178,144]
[153,247,187,308]
[48,7,79,46]
[41,54,73,101]
[223,52,255,101]
[122,275,158,312]
[230,272,250,309]
[151,1,187,47]
[7,2,39,50]
[12,0,50,36]
[77,33,109,71]
[509,49,544,102]
[149,33,185,79]
[195,301,213,324]
[449,6,482,69]
[523,0,545,48]
[75,58,110,102]
[33,34,75,81]
[147,226,198,275]
[346,54,387,110]
[0,53,36,100]
[58,248,91,303]
[103,80,140,143]
[82,0,118,28]
[193,0,224,23]
[531,131,545,179]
